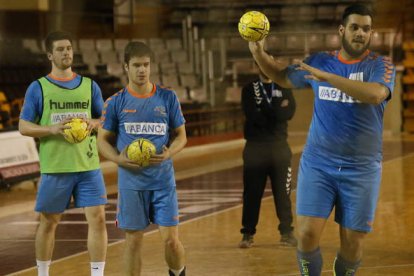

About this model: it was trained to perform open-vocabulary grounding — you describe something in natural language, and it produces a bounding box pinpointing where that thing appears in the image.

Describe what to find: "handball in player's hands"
[238,11,270,42]
[126,138,156,167]
[63,118,89,144]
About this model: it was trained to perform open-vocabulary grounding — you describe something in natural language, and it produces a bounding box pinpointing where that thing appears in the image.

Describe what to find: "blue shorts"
[296,157,382,232]
[35,169,107,213]
[117,185,179,231]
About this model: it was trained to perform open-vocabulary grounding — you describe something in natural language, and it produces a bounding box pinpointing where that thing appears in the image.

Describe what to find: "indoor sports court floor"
[1,134,414,275]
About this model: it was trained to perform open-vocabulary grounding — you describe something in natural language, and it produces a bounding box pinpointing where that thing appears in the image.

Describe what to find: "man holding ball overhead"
[98,41,187,276]
[246,4,396,276]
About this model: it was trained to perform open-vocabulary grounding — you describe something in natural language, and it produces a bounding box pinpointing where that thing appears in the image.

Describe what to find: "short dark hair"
[44,31,73,53]
[342,4,373,25]
[124,41,154,64]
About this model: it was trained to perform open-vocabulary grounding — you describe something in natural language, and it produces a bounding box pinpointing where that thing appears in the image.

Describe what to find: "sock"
[36,260,51,276]
[333,254,361,276]
[90,262,105,276]
[296,247,323,276]
[169,266,185,276]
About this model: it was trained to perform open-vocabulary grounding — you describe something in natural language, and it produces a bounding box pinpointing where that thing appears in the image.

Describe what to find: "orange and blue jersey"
[289,50,396,232]
[101,84,185,190]
[287,50,396,166]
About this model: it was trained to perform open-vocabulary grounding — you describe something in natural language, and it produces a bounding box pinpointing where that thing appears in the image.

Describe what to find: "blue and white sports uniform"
[101,84,185,230]
[287,50,396,232]
[20,74,107,213]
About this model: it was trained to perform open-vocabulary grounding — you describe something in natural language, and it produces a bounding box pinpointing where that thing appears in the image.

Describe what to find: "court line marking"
[8,203,246,275]
[8,152,414,275]
[0,239,122,242]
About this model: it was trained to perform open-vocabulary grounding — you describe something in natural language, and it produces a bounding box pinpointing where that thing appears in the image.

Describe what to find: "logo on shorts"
[367,220,373,227]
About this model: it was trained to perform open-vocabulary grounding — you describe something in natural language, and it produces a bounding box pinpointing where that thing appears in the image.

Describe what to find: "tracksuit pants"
[241,140,294,235]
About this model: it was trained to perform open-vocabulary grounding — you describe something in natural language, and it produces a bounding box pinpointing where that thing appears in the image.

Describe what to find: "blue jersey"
[101,84,185,190]
[287,50,395,165]
[20,74,104,123]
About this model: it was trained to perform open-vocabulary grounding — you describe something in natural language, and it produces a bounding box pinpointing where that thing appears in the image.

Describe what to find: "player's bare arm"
[295,60,390,105]
[249,40,294,89]
[97,128,141,169]
[85,118,101,132]
[149,125,187,165]
[19,118,71,138]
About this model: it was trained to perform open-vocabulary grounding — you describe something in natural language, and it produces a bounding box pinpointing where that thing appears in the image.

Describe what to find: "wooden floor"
[2,134,414,276]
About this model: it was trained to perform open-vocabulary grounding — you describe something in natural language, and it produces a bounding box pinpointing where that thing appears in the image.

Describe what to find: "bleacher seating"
[22,39,42,54]
[100,50,118,64]
[78,39,96,51]
[166,38,183,51]
[96,39,114,52]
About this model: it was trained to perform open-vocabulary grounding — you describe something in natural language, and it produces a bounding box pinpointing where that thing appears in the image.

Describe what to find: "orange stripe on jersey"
[48,72,77,81]
[383,71,393,77]
[127,83,156,99]
[337,50,370,64]
[104,89,125,103]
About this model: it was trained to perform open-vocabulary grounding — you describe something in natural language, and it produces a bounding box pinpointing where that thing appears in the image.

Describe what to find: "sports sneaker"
[239,233,254,248]
[280,232,298,247]
[168,266,186,276]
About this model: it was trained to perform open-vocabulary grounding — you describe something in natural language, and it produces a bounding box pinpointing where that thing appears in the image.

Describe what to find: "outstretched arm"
[249,40,294,88]
[295,60,389,105]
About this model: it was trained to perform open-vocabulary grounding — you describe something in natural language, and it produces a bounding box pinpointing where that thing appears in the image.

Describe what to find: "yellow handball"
[238,11,270,42]
[126,138,156,167]
[63,118,89,144]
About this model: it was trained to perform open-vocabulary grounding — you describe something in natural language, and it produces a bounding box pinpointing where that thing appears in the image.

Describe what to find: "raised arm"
[249,40,294,89]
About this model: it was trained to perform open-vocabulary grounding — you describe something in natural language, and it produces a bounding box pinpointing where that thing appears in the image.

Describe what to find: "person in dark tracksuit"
[239,65,297,248]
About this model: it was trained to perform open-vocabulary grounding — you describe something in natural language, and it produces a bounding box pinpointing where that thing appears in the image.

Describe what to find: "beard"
[342,35,371,58]
[53,58,73,70]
